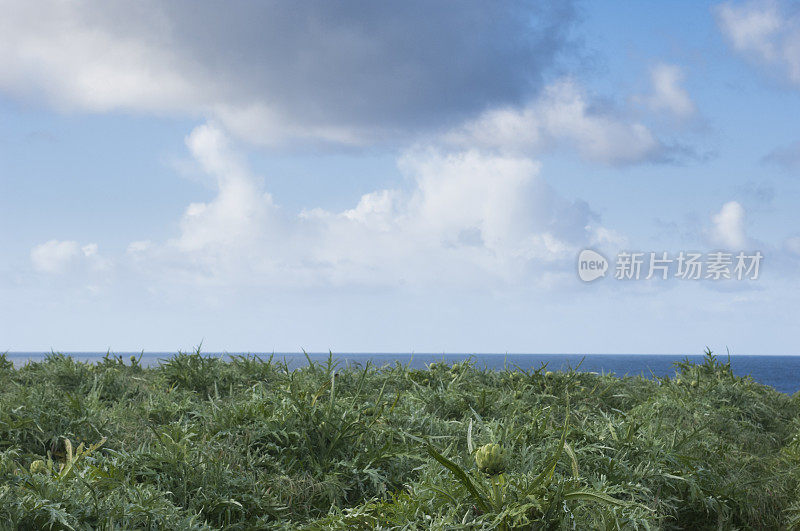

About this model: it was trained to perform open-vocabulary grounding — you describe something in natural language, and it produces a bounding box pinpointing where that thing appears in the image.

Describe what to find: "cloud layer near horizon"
[118,123,609,289]
[39,121,765,292]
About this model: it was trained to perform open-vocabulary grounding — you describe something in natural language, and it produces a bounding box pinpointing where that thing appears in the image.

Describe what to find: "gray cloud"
[0,1,576,146]
[762,141,800,171]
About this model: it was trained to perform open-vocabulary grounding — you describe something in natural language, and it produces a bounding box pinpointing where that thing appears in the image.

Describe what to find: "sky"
[1,0,799,355]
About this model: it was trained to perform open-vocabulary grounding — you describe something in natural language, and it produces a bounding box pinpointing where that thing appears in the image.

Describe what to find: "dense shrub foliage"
[0,350,798,529]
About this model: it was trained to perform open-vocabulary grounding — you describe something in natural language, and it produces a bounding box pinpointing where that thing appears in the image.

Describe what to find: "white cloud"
[640,64,696,118]
[708,201,748,248]
[126,240,151,254]
[31,240,105,274]
[81,243,98,257]
[173,124,278,254]
[398,149,582,261]
[127,124,605,287]
[31,240,81,273]
[341,190,402,231]
[298,148,592,284]
[443,79,662,165]
[716,0,800,87]
[589,226,629,249]
[0,3,197,114]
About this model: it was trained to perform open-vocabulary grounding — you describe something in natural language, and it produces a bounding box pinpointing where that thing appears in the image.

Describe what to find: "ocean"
[7,352,800,394]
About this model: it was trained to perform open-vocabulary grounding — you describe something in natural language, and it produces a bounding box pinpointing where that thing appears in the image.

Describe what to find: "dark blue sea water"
[7,352,800,394]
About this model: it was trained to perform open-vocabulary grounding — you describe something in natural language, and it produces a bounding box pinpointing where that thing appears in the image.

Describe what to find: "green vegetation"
[0,349,799,529]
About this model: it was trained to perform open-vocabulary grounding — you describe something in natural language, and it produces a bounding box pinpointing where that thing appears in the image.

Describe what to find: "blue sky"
[1,0,799,354]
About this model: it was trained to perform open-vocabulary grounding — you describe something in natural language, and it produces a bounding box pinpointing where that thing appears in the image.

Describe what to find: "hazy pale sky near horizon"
[1,0,799,354]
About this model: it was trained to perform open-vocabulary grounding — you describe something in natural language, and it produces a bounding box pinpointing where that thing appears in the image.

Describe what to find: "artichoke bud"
[29,459,48,474]
[475,443,506,475]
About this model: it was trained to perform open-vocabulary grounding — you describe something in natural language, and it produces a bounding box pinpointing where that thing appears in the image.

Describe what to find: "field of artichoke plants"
[1,349,799,529]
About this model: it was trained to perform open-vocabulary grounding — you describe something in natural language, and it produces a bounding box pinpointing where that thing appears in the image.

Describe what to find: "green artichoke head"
[29,459,48,474]
[475,443,506,475]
